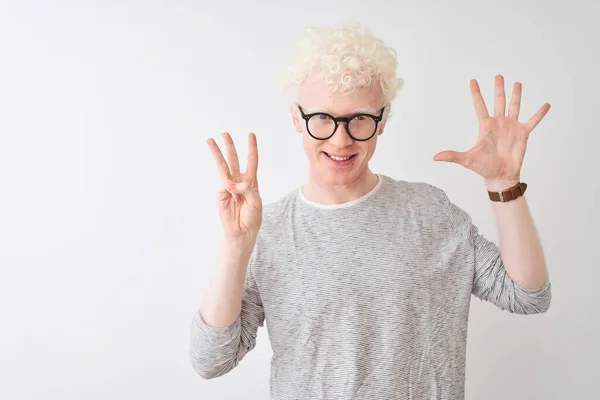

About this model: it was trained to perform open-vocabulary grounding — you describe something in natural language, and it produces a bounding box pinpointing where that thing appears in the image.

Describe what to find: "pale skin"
[291,76,386,204]
[200,132,262,327]
[434,74,550,289]
[200,74,549,328]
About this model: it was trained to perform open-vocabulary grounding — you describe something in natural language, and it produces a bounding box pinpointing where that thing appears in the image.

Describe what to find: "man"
[190,23,552,399]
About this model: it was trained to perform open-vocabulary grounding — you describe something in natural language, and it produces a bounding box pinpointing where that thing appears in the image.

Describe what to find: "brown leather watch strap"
[488,182,528,202]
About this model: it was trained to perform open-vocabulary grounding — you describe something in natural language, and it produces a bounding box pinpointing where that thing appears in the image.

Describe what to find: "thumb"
[433,150,469,166]
[226,181,261,207]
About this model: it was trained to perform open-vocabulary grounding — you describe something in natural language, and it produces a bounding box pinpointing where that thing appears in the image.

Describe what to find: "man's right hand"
[207,132,262,242]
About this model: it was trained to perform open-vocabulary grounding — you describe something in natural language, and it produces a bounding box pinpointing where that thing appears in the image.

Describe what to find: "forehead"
[297,77,384,114]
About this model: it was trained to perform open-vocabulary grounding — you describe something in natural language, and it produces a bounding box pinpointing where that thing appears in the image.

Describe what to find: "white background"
[1,0,599,399]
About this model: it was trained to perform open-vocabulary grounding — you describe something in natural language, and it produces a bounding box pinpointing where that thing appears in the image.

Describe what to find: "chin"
[322,173,351,187]
[311,151,368,187]
[318,166,362,187]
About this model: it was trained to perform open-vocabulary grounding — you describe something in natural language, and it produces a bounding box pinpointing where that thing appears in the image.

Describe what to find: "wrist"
[223,235,257,254]
[485,177,521,192]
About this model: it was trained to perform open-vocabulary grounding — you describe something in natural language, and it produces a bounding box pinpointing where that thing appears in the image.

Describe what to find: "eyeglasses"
[297,105,385,141]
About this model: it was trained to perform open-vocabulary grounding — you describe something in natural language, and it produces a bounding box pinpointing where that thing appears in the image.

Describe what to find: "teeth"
[328,154,352,161]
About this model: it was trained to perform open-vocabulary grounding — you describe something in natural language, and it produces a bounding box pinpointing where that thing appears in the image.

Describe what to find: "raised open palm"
[434,75,551,185]
[207,132,262,240]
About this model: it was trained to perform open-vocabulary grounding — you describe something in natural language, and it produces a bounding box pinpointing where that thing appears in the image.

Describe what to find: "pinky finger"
[217,185,240,205]
[525,103,551,133]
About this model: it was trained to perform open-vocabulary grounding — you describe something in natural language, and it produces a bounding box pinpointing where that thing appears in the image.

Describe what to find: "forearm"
[199,237,256,328]
[487,180,548,290]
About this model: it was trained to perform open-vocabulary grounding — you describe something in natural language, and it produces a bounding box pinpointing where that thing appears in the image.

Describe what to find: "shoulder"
[254,187,299,239]
[378,174,449,207]
[248,188,298,268]
[262,188,297,221]
[378,174,471,236]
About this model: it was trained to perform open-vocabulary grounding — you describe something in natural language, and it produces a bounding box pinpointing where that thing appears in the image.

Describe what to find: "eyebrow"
[303,107,379,115]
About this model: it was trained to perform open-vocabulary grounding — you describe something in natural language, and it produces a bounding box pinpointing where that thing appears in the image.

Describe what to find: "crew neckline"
[298,174,383,210]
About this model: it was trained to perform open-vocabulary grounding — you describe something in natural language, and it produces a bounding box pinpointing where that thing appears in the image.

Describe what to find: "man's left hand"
[434,74,550,191]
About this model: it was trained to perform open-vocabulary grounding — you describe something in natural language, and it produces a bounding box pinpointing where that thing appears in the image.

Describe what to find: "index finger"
[246,132,259,179]
[207,138,232,182]
[470,79,490,122]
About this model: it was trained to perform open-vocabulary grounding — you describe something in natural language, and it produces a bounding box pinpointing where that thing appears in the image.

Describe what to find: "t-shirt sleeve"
[440,190,551,315]
[189,257,265,379]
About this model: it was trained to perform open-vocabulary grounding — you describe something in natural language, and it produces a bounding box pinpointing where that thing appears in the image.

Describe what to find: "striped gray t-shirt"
[190,174,551,399]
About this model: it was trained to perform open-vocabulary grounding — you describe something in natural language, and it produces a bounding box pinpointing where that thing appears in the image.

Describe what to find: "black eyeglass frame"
[297,105,386,141]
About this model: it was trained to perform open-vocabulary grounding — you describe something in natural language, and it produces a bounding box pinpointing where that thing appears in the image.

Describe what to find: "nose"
[328,122,354,147]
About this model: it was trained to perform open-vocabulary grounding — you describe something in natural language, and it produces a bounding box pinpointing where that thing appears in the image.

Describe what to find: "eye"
[355,116,366,121]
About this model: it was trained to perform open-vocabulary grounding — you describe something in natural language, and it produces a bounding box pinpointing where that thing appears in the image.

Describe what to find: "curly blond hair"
[281,23,403,105]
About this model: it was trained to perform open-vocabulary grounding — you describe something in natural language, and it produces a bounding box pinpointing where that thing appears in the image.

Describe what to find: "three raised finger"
[207,137,232,183]
[222,132,241,177]
[246,133,259,180]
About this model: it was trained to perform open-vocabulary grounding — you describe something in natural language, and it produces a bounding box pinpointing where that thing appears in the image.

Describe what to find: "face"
[291,77,388,187]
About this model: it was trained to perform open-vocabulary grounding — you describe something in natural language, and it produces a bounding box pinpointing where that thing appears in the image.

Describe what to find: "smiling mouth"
[323,152,356,161]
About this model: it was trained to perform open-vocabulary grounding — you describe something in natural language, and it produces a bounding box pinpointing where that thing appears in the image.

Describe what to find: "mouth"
[322,151,357,165]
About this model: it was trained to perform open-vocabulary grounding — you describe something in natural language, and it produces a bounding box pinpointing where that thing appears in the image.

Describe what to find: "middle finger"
[494,74,506,117]
[222,132,241,177]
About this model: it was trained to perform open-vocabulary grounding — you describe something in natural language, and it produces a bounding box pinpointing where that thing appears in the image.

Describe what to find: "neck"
[303,169,379,205]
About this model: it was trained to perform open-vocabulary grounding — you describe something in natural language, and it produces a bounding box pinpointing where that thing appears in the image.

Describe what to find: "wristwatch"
[488,182,527,202]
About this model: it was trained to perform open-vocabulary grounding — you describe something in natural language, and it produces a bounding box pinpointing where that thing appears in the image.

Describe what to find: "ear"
[290,104,303,133]
[378,106,391,136]
[378,122,386,136]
